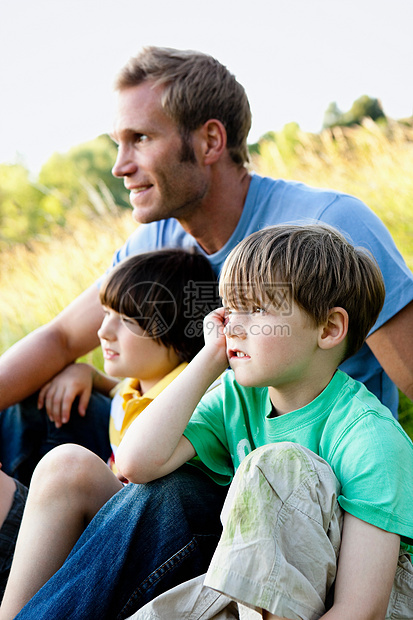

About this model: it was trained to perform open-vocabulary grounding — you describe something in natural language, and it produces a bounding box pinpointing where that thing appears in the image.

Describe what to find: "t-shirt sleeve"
[183,384,234,486]
[320,195,413,334]
[97,219,200,286]
[95,223,160,287]
[329,411,413,543]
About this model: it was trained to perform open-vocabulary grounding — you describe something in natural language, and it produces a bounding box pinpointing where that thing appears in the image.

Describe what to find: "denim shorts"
[0,478,28,601]
[132,443,413,620]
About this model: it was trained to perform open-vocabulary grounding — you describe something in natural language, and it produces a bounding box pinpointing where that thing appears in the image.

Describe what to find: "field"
[1,118,413,436]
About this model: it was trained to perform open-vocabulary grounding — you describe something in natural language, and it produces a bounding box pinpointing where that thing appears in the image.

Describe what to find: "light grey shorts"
[131,443,413,620]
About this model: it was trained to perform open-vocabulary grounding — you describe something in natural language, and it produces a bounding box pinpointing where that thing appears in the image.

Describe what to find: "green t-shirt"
[183,369,413,551]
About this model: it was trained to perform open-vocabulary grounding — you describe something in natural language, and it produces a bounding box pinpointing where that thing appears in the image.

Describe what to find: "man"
[1,47,413,618]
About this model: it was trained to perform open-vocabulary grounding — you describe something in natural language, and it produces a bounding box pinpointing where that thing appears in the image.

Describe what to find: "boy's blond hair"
[219,224,385,360]
[114,46,251,167]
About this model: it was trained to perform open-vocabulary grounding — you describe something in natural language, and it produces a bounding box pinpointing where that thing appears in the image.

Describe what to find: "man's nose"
[112,147,137,178]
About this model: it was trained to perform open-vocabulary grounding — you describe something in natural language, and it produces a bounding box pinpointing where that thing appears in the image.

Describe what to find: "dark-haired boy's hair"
[100,248,218,363]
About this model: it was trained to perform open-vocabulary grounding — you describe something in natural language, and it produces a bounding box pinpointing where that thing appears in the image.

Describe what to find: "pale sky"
[1,0,413,173]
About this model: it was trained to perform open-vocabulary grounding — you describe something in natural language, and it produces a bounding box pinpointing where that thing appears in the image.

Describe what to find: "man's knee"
[138,466,227,535]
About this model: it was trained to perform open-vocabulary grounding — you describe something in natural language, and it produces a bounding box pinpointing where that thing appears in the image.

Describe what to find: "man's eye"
[135,134,148,144]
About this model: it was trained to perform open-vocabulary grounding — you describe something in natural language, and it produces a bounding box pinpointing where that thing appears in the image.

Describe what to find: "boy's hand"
[203,307,229,369]
[37,363,94,428]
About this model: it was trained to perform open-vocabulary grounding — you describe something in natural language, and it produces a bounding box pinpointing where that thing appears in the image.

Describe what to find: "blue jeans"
[16,465,227,619]
[0,391,111,486]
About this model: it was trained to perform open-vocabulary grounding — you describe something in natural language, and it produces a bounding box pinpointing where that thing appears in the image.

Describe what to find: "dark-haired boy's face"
[98,306,180,393]
[111,82,208,226]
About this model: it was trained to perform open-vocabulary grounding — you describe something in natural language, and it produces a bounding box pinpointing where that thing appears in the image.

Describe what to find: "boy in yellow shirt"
[0,247,218,616]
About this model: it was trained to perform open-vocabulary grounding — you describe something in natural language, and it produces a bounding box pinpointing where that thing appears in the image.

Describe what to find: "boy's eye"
[251,307,266,315]
[121,316,137,325]
[102,306,112,318]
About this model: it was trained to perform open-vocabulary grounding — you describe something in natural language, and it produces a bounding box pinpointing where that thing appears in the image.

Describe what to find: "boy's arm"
[116,308,229,484]
[37,363,119,428]
[321,513,399,619]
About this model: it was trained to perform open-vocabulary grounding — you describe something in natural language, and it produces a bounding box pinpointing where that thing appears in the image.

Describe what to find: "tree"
[323,95,385,129]
[322,102,342,129]
[38,134,129,216]
[0,164,64,248]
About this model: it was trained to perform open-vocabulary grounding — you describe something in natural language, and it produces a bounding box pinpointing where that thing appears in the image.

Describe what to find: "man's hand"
[37,363,95,428]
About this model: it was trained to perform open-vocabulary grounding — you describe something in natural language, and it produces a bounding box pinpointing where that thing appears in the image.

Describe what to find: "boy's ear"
[197,119,227,165]
[318,307,348,351]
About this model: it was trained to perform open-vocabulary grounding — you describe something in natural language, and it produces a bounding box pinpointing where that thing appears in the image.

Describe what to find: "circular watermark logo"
[119,281,177,338]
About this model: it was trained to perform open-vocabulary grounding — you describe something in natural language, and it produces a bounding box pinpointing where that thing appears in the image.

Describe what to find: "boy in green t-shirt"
[117,223,413,619]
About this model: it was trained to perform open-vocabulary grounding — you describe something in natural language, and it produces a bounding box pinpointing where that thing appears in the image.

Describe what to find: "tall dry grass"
[252,119,413,270]
[0,209,136,366]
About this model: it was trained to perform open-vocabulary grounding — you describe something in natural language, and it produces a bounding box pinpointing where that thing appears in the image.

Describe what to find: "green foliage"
[0,164,66,248]
[323,95,385,129]
[399,392,413,440]
[250,122,315,173]
[38,134,129,216]
[0,135,128,250]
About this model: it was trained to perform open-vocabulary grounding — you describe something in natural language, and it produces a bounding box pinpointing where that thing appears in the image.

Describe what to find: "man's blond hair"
[115,46,251,166]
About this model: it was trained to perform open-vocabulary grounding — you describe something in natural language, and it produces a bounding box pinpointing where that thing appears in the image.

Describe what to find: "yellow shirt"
[109,362,188,473]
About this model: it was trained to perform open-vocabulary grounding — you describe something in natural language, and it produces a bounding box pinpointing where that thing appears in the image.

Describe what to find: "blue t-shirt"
[107,174,413,415]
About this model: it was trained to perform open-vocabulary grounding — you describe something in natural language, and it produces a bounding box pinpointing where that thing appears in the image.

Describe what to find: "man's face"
[111,82,208,224]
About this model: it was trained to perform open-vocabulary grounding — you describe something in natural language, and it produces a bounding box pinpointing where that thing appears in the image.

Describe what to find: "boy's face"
[98,306,180,392]
[224,300,321,402]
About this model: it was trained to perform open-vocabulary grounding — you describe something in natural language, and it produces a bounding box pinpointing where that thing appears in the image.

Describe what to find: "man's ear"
[197,119,227,165]
[318,307,348,351]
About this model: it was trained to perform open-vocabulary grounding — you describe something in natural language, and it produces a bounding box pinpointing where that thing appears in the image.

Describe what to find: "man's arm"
[367,299,413,400]
[0,283,105,410]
